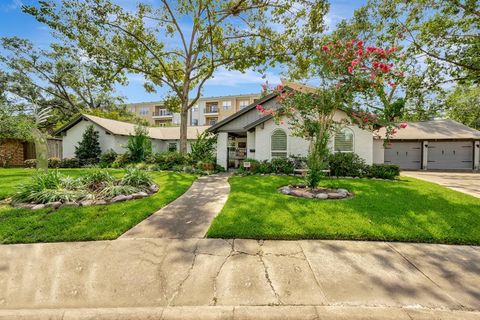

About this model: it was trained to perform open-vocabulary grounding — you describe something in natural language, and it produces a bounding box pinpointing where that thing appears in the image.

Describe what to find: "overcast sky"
[0,0,366,103]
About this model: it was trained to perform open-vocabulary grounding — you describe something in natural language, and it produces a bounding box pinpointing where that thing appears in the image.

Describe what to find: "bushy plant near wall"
[328,153,369,178]
[75,125,101,166]
[238,157,295,175]
[99,149,118,167]
[127,126,152,163]
[368,164,400,180]
[328,153,400,180]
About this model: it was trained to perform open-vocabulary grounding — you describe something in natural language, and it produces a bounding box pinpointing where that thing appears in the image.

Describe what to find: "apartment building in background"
[127,93,260,127]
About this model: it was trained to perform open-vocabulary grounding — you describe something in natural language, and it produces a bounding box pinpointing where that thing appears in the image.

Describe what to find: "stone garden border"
[279,185,353,200]
[12,184,159,210]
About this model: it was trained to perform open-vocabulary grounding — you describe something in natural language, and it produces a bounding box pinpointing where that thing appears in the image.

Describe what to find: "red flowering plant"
[256,39,408,188]
[316,39,408,134]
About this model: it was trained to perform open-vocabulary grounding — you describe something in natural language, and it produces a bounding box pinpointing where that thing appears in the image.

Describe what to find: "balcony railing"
[204,106,219,114]
[153,110,173,117]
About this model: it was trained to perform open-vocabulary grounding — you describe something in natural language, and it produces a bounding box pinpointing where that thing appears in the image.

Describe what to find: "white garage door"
[384,142,422,170]
[428,141,473,170]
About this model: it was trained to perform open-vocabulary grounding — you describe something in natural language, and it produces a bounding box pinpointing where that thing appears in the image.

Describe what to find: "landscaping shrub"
[127,126,152,163]
[190,131,216,163]
[111,153,131,168]
[24,159,37,168]
[12,168,156,205]
[328,153,368,177]
[121,167,154,189]
[270,158,295,174]
[368,164,400,180]
[99,149,118,168]
[48,157,61,168]
[75,124,101,166]
[60,158,80,168]
[154,151,189,170]
[81,169,115,191]
[12,170,88,204]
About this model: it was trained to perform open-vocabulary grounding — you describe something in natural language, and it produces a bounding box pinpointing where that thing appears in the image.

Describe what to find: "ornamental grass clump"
[11,169,157,206]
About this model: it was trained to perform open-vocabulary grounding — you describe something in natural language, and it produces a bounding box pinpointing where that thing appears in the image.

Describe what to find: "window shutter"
[334,129,354,152]
[271,130,287,158]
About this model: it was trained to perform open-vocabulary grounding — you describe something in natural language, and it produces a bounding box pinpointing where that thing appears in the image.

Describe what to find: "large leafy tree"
[445,84,480,129]
[320,0,480,121]
[25,0,329,153]
[0,37,127,131]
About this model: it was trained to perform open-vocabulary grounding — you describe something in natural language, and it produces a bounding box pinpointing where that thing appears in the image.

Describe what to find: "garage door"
[384,142,422,170]
[428,141,473,170]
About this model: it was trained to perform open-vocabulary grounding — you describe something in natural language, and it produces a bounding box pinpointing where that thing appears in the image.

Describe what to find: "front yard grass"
[207,175,480,245]
[0,168,196,244]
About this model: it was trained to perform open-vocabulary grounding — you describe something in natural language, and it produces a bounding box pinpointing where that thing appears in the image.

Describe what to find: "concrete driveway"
[402,171,480,198]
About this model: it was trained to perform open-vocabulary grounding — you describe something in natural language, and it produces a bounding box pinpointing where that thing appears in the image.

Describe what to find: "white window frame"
[270,129,288,159]
[239,100,250,109]
[334,127,354,153]
[222,101,232,110]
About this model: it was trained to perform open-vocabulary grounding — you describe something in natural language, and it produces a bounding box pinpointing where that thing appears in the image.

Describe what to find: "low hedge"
[368,164,400,180]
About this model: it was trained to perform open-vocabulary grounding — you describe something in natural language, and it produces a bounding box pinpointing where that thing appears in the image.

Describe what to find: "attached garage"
[376,119,480,171]
[427,141,473,170]
[384,142,422,170]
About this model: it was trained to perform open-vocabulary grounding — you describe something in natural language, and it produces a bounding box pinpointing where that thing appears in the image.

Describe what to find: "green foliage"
[238,158,295,175]
[111,153,131,168]
[99,149,118,167]
[127,126,152,163]
[60,157,80,168]
[190,132,216,163]
[153,151,189,170]
[0,37,126,133]
[121,167,154,189]
[97,183,138,199]
[12,170,88,204]
[75,125,101,166]
[24,0,329,152]
[445,84,480,130]
[207,175,480,244]
[12,167,155,205]
[270,158,295,174]
[48,157,61,168]
[368,164,399,180]
[81,169,115,191]
[24,159,37,168]
[328,153,368,178]
[0,169,196,244]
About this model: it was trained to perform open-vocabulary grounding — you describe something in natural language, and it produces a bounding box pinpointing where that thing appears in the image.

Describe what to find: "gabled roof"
[55,114,209,140]
[376,119,480,140]
[207,92,279,133]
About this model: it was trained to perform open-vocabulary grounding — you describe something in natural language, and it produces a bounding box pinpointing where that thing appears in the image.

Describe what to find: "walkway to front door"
[120,173,230,239]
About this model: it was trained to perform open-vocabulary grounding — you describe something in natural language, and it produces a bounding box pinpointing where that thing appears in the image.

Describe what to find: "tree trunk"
[179,103,189,154]
[32,128,48,171]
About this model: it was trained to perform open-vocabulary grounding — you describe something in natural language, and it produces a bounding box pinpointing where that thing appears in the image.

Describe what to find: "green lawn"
[207,175,480,245]
[0,168,196,244]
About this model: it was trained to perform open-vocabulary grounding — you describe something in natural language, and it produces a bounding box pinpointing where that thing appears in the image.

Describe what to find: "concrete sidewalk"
[120,173,230,239]
[1,238,479,319]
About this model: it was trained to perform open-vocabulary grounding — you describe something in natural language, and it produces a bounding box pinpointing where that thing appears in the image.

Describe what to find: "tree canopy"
[24,0,329,152]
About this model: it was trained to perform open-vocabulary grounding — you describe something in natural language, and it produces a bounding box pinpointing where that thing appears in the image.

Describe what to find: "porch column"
[216,132,228,169]
[474,141,480,171]
[422,141,429,170]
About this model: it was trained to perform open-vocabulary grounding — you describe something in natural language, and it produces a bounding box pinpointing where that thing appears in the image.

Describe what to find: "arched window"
[271,129,287,158]
[334,128,354,153]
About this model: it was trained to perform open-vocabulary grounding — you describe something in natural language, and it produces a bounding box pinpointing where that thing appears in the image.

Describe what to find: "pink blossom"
[399,123,408,129]
[322,45,330,52]
[347,66,353,74]
[256,104,264,111]
[357,40,364,47]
